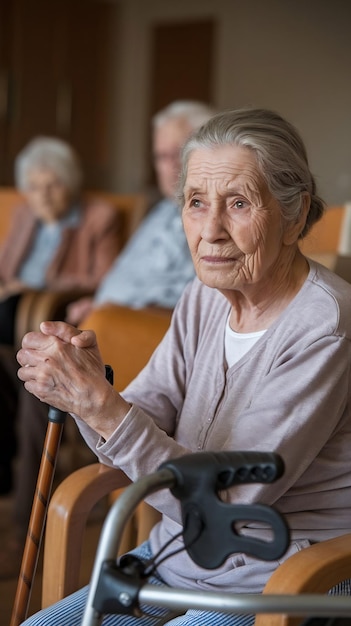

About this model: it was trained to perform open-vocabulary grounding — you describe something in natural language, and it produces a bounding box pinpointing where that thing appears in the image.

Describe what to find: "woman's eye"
[190,198,201,208]
[233,199,248,209]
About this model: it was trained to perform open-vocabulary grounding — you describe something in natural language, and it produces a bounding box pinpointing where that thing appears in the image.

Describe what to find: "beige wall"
[110,0,351,205]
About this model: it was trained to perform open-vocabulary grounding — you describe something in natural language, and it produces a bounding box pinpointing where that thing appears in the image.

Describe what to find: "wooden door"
[56,0,116,187]
[150,19,215,115]
[0,0,117,189]
[146,18,215,185]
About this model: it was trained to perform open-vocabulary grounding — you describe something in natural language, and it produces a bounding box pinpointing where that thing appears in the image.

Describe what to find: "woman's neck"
[225,250,309,333]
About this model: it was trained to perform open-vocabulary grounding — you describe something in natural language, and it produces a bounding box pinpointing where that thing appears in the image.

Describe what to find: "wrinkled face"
[182,144,289,295]
[153,117,193,199]
[24,167,72,222]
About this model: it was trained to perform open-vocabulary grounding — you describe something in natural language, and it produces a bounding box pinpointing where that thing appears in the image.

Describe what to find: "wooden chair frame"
[41,461,351,625]
[4,188,350,622]
[42,464,130,607]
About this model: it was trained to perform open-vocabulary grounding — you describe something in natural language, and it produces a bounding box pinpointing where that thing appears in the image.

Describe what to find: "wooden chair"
[41,303,172,600]
[300,204,351,282]
[34,302,172,478]
[0,188,148,348]
[0,186,148,347]
[0,187,147,248]
[256,534,351,625]
[77,303,172,551]
[300,205,346,257]
[41,460,351,625]
[0,187,23,243]
[79,304,173,391]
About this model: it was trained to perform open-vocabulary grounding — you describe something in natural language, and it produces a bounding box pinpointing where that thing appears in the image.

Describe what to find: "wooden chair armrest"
[14,290,41,349]
[14,288,93,349]
[42,463,130,608]
[43,461,351,623]
[254,533,351,626]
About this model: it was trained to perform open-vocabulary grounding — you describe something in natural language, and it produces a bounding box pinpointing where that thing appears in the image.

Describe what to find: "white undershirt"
[225,316,267,367]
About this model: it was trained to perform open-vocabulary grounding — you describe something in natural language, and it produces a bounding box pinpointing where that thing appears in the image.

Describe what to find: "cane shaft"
[10,417,65,626]
[11,366,112,625]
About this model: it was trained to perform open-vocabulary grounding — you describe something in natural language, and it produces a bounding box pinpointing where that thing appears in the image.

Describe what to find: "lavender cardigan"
[75,260,351,593]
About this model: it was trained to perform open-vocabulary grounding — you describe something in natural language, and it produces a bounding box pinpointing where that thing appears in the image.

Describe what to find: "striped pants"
[22,542,255,626]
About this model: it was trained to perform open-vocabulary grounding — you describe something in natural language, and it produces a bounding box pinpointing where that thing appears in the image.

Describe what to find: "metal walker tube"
[81,468,176,626]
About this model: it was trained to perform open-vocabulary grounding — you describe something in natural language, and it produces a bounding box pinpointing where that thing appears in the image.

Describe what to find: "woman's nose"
[201,210,228,242]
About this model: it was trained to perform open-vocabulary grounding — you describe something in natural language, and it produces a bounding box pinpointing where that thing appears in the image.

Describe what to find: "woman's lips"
[201,256,237,264]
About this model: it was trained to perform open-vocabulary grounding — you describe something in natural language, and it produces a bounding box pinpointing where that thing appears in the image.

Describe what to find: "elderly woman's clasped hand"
[17,321,130,440]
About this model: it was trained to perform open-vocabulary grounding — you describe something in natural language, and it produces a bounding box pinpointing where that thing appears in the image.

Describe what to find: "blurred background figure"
[0,101,215,579]
[66,100,216,325]
[0,136,121,346]
[0,136,121,496]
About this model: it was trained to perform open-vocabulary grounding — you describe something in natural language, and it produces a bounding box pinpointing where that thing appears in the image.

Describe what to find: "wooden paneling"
[150,19,215,114]
[0,0,118,189]
[146,18,216,185]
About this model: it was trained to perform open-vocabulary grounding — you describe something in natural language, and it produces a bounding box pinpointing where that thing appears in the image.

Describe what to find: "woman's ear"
[283,193,311,245]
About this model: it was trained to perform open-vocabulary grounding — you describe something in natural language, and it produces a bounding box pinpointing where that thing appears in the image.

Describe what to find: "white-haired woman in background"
[0,136,121,346]
[0,136,120,500]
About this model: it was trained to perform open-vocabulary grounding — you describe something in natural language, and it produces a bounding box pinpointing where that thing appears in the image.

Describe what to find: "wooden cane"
[10,366,113,625]
[10,406,67,626]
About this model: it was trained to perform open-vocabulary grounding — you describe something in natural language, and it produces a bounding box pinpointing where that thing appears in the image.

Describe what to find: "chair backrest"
[79,304,172,391]
[3,185,148,348]
[299,204,351,281]
[83,190,148,248]
[0,187,24,243]
[42,305,172,608]
[0,186,148,249]
[300,205,346,256]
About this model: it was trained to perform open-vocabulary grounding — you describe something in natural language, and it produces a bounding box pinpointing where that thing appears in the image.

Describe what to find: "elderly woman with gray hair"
[0,136,120,346]
[18,108,351,626]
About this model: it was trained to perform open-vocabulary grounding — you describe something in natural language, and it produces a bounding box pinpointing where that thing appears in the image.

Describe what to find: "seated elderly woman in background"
[18,108,351,626]
[0,136,120,496]
[0,136,120,346]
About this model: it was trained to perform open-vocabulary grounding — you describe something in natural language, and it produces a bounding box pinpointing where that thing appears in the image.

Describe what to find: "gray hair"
[15,136,83,197]
[179,107,325,238]
[152,100,216,133]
